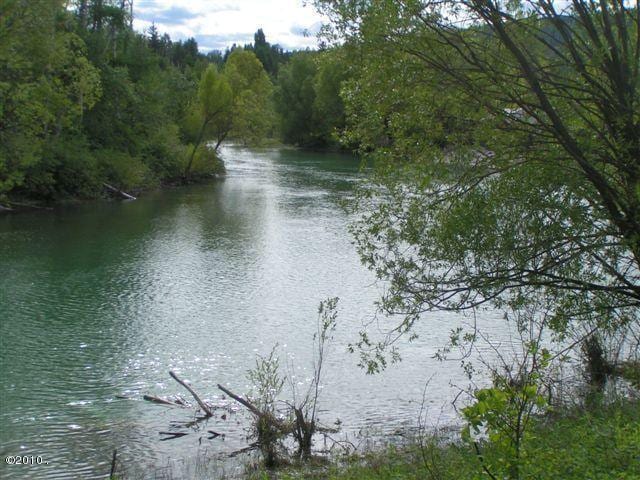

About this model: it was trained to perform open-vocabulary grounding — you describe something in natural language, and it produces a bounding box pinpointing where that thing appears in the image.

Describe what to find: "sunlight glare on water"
[0,146,509,479]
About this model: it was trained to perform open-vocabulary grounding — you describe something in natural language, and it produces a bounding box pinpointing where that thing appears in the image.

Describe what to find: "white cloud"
[132,0,326,51]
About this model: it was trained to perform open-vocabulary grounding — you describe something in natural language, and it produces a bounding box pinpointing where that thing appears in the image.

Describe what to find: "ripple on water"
[0,146,514,479]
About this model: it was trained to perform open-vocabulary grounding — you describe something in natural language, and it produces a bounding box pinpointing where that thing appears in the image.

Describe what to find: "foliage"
[244,28,289,77]
[275,50,350,148]
[183,65,232,177]
[244,298,340,467]
[255,399,640,480]
[462,344,551,480]
[248,346,286,414]
[0,3,352,203]
[223,49,276,146]
[0,0,101,198]
[1,2,290,202]
[619,360,640,389]
[275,52,319,146]
[96,149,151,191]
[292,297,339,458]
[312,50,350,147]
[315,0,640,371]
[248,345,287,468]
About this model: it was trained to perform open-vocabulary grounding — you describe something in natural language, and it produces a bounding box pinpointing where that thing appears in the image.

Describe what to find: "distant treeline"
[0,0,351,203]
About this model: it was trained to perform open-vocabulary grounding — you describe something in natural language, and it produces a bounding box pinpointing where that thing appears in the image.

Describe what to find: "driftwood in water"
[143,394,184,407]
[0,204,13,212]
[217,383,291,433]
[228,442,259,458]
[159,431,189,441]
[103,182,137,200]
[217,384,262,417]
[170,370,213,417]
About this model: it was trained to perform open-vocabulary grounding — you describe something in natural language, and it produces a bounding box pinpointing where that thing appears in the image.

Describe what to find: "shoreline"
[0,173,227,215]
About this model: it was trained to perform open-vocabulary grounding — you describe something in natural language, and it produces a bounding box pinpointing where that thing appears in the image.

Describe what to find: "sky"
[132,0,326,52]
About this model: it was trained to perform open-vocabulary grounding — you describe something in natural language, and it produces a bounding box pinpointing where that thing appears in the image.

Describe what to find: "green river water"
[0,147,503,479]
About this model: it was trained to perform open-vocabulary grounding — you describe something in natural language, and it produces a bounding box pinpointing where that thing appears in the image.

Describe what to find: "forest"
[0,0,349,205]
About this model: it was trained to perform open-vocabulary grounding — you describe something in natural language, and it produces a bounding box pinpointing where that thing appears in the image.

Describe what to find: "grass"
[251,399,640,480]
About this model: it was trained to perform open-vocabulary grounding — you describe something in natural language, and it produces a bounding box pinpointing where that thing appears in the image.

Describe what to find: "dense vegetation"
[253,399,639,480]
[0,1,350,205]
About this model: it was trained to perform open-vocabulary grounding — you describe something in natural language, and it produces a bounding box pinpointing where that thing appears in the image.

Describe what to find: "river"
[0,147,507,479]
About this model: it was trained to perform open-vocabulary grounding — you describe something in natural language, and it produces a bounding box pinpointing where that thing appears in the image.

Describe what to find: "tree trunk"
[184,118,210,178]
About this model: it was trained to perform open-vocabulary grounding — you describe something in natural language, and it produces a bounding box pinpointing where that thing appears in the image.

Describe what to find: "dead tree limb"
[217,383,291,433]
[228,442,259,458]
[170,371,213,417]
[103,182,137,200]
[143,394,184,407]
[217,384,262,417]
[159,431,189,441]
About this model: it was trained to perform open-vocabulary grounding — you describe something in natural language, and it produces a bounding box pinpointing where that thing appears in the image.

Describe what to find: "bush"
[21,135,100,200]
[140,123,188,181]
[182,145,225,179]
[261,399,639,480]
[96,149,153,191]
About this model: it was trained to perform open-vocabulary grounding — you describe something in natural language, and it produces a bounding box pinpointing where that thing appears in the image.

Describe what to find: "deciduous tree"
[316,0,640,369]
[184,65,232,177]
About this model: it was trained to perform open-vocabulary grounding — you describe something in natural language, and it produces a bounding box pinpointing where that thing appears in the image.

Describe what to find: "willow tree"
[223,49,276,146]
[184,65,232,177]
[316,0,640,369]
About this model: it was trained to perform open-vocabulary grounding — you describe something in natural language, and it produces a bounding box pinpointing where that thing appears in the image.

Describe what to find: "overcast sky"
[132,0,326,52]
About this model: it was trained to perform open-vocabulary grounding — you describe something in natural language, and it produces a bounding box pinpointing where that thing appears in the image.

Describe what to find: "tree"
[147,22,160,53]
[252,28,276,76]
[312,49,350,147]
[316,0,640,369]
[223,49,275,146]
[184,65,232,177]
[0,0,102,198]
[273,49,351,148]
[275,52,319,146]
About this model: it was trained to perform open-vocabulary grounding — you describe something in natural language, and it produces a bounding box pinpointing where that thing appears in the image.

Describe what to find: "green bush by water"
[257,399,639,480]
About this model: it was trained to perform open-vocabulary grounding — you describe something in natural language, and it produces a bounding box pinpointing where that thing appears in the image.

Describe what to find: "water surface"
[0,147,506,479]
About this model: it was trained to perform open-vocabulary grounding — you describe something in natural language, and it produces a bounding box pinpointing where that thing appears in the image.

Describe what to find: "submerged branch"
[103,182,137,201]
[170,370,214,417]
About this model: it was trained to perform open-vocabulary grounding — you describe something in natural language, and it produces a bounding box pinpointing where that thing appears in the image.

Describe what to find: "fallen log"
[103,182,137,200]
[143,394,183,407]
[159,431,189,441]
[228,442,259,458]
[170,371,213,417]
[217,384,262,417]
[217,383,291,433]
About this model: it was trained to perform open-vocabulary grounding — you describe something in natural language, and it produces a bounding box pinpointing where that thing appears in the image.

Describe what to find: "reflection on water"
[0,147,508,479]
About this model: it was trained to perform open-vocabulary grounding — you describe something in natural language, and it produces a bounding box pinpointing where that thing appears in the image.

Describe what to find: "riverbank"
[0,144,358,214]
[0,168,226,214]
[248,398,639,480]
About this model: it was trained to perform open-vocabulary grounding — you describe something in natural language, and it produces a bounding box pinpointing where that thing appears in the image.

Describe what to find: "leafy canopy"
[315,0,640,370]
